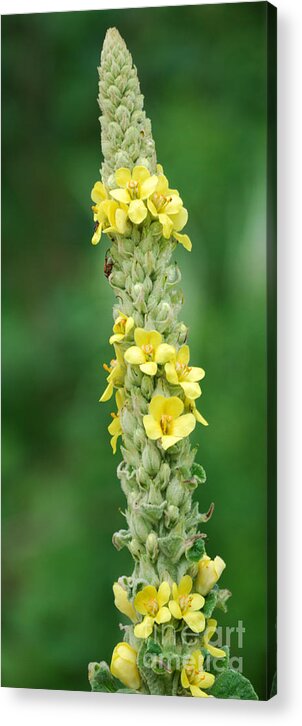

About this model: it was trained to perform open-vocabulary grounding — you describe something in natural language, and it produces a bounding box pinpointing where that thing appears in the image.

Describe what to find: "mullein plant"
[88,28,257,700]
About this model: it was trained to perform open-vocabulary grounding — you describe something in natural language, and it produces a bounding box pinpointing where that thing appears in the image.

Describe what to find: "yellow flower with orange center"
[99,346,125,402]
[109,311,134,344]
[147,165,192,250]
[181,650,215,697]
[110,165,158,224]
[168,575,205,633]
[165,345,205,399]
[133,582,171,639]
[143,395,196,450]
[124,328,175,376]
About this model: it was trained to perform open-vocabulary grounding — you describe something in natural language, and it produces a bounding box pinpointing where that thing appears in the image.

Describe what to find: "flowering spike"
[88,29,257,701]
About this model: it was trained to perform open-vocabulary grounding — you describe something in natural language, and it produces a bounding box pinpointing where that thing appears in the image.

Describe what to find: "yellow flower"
[100,346,125,402]
[109,311,134,344]
[108,389,125,453]
[185,395,208,426]
[181,650,215,697]
[110,642,141,690]
[143,395,196,450]
[196,555,226,596]
[147,169,192,250]
[134,582,171,639]
[113,582,138,623]
[124,328,175,376]
[202,618,225,658]
[169,575,205,633]
[91,180,108,206]
[165,345,205,399]
[110,166,158,224]
[102,199,128,235]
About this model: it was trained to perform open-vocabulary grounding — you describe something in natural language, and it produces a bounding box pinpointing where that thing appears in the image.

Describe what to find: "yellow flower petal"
[91,181,107,204]
[177,345,190,365]
[158,213,174,239]
[148,330,163,350]
[110,434,118,454]
[99,381,114,402]
[184,610,205,633]
[128,199,147,224]
[139,175,158,199]
[134,615,154,639]
[115,167,131,187]
[171,413,196,439]
[157,581,171,607]
[140,361,157,376]
[168,600,182,619]
[147,198,158,217]
[109,333,124,344]
[165,361,179,385]
[110,188,131,204]
[161,435,180,450]
[178,575,192,596]
[170,206,188,232]
[143,415,162,440]
[149,395,166,422]
[174,232,192,251]
[154,343,176,364]
[180,381,201,399]
[165,195,183,216]
[186,366,205,382]
[190,685,209,698]
[134,328,151,348]
[115,208,128,234]
[189,593,205,611]
[181,667,190,689]
[207,644,226,659]
[195,408,208,426]
[155,606,171,624]
[197,672,215,689]
[124,346,146,365]
[132,165,150,183]
[134,586,157,615]
[163,396,184,419]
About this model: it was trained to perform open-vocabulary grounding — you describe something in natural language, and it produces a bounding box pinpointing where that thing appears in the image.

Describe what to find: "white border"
[1,0,302,723]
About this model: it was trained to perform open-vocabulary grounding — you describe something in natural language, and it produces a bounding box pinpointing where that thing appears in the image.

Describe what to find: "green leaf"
[203,589,218,617]
[88,661,118,693]
[186,536,206,562]
[209,669,258,700]
[192,463,207,484]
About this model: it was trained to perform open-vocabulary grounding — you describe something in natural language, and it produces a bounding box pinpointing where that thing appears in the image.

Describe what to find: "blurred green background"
[2,3,268,697]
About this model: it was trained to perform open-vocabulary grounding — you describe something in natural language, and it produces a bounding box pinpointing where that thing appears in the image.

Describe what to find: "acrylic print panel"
[1,1,277,701]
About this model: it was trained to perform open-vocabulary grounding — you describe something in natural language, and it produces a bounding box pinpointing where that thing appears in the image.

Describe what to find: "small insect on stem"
[104,249,114,279]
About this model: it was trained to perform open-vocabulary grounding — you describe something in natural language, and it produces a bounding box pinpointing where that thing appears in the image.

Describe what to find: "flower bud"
[165,504,179,528]
[166,477,185,507]
[196,555,226,596]
[146,531,159,562]
[110,642,141,690]
[142,442,162,475]
[121,408,136,436]
[110,271,125,288]
[129,538,141,558]
[177,322,188,345]
[113,582,138,622]
[158,462,171,489]
[141,375,154,400]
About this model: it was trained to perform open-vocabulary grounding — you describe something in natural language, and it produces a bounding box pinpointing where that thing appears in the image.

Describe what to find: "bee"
[104,250,114,279]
